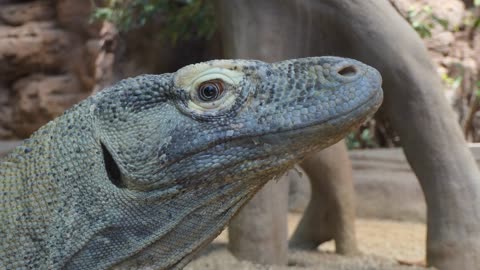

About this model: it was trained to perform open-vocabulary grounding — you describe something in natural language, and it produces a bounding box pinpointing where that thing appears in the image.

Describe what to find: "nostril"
[337,65,358,77]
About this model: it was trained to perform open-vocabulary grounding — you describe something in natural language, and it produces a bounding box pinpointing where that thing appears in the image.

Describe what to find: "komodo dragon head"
[0,57,382,269]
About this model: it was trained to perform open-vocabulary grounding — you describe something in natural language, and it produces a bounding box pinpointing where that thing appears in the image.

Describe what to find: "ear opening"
[101,142,125,188]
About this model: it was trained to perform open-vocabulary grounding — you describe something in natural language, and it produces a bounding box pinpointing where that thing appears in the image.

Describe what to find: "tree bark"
[227,179,289,265]
[215,1,302,264]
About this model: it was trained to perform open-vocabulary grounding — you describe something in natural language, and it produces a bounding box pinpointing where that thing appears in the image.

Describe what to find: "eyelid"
[176,67,245,113]
[189,68,244,89]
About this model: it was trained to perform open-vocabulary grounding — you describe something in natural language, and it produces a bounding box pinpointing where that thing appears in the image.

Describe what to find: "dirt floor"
[186,213,434,270]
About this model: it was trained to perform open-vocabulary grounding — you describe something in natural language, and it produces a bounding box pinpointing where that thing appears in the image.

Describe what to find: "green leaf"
[93,7,113,20]
[433,15,449,29]
[422,5,433,14]
[91,0,216,42]
[452,76,463,89]
[474,18,480,29]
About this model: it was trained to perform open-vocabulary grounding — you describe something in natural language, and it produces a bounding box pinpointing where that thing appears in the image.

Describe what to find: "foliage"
[346,127,378,150]
[441,73,463,90]
[464,8,480,30]
[91,0,216,43]
[474,1,480,30]
[406,5,448,38]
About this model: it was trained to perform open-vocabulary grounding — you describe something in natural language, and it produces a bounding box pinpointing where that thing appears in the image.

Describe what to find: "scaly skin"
[0,57,382,269]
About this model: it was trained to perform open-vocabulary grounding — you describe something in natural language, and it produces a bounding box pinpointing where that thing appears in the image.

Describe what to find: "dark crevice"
[101,142,125,188]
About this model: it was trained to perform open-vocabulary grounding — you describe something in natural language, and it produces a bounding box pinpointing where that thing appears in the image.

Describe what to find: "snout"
[314,56,383,107]
[312,57,382,87]
[264,56,383,134]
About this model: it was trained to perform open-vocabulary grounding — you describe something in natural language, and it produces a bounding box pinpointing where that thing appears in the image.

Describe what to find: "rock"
[390,0,465,30]
[474,32,480,65]
[426,0,465,30]
[449,34,476,59]
[12,73,88,137]
[0,1,56,26]
[91,22,118,93]
[0,2,101,139]
[425,31,454,54]
[0,83,14,139]
[0,22,73,79]
[56,0,100,37]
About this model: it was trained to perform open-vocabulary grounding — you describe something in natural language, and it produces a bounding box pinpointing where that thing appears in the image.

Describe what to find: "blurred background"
[1,0,480,269]
[0,0,479,145]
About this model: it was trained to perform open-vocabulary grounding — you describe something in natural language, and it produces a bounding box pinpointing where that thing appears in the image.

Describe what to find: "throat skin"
[0,57,383,269]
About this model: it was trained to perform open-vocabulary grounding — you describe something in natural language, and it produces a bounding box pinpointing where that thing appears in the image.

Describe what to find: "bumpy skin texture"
[0,57,382,269]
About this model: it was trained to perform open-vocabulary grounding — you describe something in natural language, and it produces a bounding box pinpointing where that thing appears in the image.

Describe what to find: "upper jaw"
[256,86,382,147]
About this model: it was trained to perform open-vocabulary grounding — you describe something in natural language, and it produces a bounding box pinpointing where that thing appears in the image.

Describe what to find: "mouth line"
[265,87,382,137]
[162,88,382,167]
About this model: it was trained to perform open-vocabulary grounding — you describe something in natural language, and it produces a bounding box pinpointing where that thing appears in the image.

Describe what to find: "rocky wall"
[0,0,101,138]
[391,0,480,140]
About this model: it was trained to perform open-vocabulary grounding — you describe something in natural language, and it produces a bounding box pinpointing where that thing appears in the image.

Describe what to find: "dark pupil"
[200,84,218,101]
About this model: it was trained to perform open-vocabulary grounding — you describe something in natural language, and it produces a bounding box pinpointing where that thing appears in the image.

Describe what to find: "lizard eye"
[198,80,224,102]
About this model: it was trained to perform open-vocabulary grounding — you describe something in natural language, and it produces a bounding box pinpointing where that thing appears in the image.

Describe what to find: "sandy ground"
[186,213,434,270]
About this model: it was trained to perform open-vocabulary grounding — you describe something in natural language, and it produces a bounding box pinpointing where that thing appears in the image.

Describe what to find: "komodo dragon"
[0,57,382,269]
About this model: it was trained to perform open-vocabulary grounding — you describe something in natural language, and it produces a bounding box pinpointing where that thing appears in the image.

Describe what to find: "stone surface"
[0,83,14,139]
[0,1,100,140]
[390,0,480,144]
[0,1,56,26]
[12,73,88,137]
[391,0,465,30]
[0,22,72,79]
[56,0,100,37]
[425,31,455,54]
[473,30,480,64]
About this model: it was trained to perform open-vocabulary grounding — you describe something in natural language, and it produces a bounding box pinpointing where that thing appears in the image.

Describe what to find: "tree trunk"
[215,1,301,264]
[302,0,480,269]
[217,0,480,268]
[227,179,289,265]
[290,141,358,255]
[215,0,359,264]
